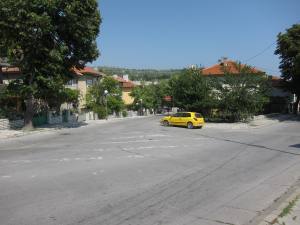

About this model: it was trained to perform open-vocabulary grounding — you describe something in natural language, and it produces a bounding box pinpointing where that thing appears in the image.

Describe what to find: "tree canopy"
[275,23,300,113]
[169,68,217,114]
[0,0,101,128]
[215,63,270,121]
[86,77,124,119]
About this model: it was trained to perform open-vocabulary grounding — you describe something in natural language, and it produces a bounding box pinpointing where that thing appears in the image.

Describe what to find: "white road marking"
[1,175,11,179]
[1,156,104,164]
[103,139,160,144]
[127,155,145,159]
[111,134,169,140]
[123,145,178,151]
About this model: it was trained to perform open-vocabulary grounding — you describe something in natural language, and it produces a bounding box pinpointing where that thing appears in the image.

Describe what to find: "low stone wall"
[48,112,62,124]
[0,119,24,130]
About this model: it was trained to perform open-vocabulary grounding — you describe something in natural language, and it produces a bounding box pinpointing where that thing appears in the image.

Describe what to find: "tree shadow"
[264,114,300,122]
[38,121,88,130]
[289,144,300,148]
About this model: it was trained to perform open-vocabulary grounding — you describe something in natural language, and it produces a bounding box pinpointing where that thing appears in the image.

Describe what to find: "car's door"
[170,113,183,125]
[169,113,179,125]
[175,113,185,126]
[180,113,191,126]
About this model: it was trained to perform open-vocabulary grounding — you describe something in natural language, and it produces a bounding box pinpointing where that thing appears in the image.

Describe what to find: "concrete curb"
[258,189,300,225]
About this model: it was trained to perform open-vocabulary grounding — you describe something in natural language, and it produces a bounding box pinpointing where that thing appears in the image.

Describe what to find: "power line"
[244,20,300,63]
[244,41,276,63]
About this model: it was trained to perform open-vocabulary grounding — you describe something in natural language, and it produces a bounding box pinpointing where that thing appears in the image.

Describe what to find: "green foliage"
[0,85,24,119]
[47,88,80,112]
[122,110,128,117]
[92,105,107,119]
[86,77,124,118]
[98,66,182,81]
[130,81,171,112]
[212,63,270,121]
[0,0,101,126]
[169,68,217,115]
[275,23,300,113]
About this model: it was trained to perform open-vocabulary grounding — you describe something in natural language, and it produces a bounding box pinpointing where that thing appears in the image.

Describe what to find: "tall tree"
[216,62,270,121]
[169,68,217,115]
[0,0,101,129]
[275,24,300,114]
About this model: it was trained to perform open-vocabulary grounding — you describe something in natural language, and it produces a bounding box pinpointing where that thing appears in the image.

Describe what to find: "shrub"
[122,110,128,117]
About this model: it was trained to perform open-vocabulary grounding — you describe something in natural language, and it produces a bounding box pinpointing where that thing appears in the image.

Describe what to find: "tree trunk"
[23,94,35,130]
[0,66,3,84]
[293,95,300,115]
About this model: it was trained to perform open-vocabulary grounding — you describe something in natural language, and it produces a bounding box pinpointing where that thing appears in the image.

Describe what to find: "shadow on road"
[264,114,300,122]
[38,121,89,130]
[290,144,300,148]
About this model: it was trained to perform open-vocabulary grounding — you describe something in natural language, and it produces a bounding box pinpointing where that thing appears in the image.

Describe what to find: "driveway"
[0,116,300,225]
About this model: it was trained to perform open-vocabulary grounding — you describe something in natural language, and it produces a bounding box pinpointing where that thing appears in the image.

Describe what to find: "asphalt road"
[0,116,300,225]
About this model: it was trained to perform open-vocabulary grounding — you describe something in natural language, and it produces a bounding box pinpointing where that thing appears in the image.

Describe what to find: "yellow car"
[161,112,205,129]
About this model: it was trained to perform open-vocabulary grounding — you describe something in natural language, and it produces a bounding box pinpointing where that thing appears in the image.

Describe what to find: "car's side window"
[177,113,184,117]
[195,113,202,118]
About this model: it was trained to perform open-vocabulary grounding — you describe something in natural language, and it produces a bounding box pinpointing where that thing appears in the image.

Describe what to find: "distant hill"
[97,66,183,81]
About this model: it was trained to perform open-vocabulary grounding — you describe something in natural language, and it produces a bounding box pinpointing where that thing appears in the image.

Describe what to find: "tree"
[216,62,270,121]
[0,0,101,129]
[168,68,217,115]
[86,77,124,119]
[275,24,300,114]
[130,81,170,114]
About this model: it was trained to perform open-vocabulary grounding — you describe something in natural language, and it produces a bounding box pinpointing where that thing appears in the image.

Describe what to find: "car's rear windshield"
[195,113,203,118]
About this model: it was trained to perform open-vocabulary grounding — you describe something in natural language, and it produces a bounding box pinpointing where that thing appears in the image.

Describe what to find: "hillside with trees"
[97,66,182,81]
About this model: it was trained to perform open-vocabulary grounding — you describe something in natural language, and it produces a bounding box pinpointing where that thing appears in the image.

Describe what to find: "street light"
[140,99,143,116]
[104,90,108,120]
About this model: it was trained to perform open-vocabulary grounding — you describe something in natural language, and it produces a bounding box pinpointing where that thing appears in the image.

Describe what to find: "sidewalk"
[206,114,300,130]
[0,115,153,141]
[259,189,300,225]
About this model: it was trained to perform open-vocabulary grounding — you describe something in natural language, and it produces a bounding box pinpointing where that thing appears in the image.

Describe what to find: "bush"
[122,110,128,117]
[93,105,107,119]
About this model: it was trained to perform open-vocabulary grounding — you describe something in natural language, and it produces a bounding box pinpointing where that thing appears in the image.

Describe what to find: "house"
[0,65,104,111]
[202,60,261,76]
[201,59,293,113]
[66,66,105,110]
[112,75,135,105]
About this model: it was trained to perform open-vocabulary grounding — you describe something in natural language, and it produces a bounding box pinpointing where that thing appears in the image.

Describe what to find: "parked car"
[160,112,205,129]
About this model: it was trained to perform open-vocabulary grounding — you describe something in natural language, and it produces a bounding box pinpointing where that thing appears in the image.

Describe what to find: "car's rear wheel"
[163,120,169,126]
[187,122,193,129]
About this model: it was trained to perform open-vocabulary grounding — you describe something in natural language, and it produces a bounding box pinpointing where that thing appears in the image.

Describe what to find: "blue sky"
[92,0,300,75]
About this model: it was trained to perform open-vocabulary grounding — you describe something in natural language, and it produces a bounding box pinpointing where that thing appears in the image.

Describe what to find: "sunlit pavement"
[0,116,300,225]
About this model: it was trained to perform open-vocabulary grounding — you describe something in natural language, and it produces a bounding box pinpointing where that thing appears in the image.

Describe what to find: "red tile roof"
[113,76,135,88]
[73,66,105,77]
[1,66,104,78]
[202,60,261,76]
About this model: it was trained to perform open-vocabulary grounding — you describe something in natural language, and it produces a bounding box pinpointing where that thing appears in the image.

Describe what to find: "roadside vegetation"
[275,23,300,114]
[86,77,124,119]
[0,0,101,129]
[98,66,181,81]
[129,63,271,122]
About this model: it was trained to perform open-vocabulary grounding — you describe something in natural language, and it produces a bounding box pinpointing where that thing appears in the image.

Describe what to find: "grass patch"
[279,195,299,218]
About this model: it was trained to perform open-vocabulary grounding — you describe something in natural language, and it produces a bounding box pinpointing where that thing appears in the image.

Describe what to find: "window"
[86,79,93,87]
[195,113,203,118]
[66,79,78,87]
